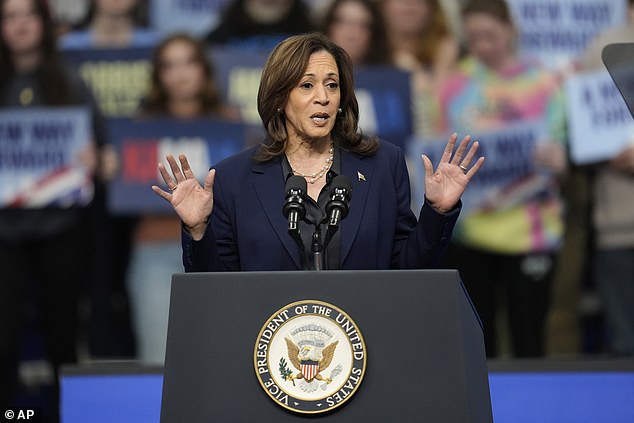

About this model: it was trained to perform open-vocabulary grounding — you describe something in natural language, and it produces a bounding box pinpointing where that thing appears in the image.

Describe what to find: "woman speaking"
[153,33,483,271]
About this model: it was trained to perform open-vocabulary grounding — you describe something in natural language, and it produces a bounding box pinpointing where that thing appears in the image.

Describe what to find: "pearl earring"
[338,107,342,114]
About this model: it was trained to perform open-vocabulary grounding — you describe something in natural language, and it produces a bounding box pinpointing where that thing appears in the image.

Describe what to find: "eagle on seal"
[284,337,338,384]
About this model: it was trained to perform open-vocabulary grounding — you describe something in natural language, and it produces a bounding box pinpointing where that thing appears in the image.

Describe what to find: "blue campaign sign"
[407,120,553,215]
[108,118,250,214]
[63,47,154,117]
[150,0,230,37]
[355,66,412,149]
[208,48,413,148]
[0,107,94,208]
[508,0,626,68]
[209,48,269,125]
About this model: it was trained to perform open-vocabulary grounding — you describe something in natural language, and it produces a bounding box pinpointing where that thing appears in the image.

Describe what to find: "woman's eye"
[300,82,313,89]
[327,82,339,89]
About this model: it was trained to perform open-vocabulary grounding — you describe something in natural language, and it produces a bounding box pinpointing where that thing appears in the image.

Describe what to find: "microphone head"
[330,175,352,194]
[285,175,307,194]
[326,175,352,220]
[283,175,307,220]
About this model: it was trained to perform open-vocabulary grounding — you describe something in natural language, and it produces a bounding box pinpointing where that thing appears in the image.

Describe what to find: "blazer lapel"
[251,158,303,269]
[339,149,374,266]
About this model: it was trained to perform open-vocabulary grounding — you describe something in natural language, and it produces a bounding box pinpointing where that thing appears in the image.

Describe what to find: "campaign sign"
[565,69,634,164]
[408,121,553,215]
[209,48,413,148]
[150,0,230,36]
[355,66,412,149]
[108,118,249,214]
[508,0,626,68]
[0,107,94,208]
[210,48,269,125]
[63,47,153,117]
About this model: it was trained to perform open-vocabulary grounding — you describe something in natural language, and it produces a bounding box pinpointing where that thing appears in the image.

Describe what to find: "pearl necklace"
[288,143,334,184]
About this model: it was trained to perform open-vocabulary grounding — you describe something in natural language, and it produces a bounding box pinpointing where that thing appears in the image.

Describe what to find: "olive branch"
[279,357,295,386]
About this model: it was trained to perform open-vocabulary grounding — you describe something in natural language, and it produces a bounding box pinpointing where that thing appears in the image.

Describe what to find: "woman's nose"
[315,85,329,104]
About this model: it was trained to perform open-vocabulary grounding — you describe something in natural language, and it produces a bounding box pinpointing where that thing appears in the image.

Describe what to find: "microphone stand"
[310,224,325,271]
[311,176,352,271]
[288,227,310,270]
[322,220,339,253]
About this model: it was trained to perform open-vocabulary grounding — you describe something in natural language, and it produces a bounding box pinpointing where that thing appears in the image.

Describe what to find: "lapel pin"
[357,171,366,182]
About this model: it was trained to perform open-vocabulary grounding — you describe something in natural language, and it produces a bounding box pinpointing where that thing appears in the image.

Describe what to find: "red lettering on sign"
[122,140,158,183]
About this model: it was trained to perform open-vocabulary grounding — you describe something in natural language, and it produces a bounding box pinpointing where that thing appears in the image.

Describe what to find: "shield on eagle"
[300,360,320,382]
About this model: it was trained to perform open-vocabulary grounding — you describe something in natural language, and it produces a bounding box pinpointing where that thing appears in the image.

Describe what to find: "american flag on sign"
[6,166,93,208]
[301,361,319,382]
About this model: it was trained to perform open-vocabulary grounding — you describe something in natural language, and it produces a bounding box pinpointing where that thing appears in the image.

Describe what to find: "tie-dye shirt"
[436,57,566,254]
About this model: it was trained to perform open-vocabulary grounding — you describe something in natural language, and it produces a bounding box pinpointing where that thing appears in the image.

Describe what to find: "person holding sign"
[129,33,241,364]
[60,0,161,362]
[0,0,107,416]
[153,32,483,272]
[435,0,567,358]
[580,0,634,356]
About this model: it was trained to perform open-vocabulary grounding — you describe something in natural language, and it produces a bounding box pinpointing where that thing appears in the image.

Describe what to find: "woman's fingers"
[151,184,172,202]
[466,156,485,178]
[204,169,216,192]
[158,161,177,189]
[450,134,472,165]
[439,132,458,164]
[179,154,196,180]
[459,140,479,168]
[166,154,186,183]
[421,154,434,178]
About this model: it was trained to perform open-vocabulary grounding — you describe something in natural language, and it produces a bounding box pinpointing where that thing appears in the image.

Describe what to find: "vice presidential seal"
[253,300,366,414]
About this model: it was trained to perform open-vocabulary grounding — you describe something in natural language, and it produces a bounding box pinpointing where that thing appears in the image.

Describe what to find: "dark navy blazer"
[182,141,460,271]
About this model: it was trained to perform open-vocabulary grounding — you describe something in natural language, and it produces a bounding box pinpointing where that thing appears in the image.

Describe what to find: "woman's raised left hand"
[421,133,485,213]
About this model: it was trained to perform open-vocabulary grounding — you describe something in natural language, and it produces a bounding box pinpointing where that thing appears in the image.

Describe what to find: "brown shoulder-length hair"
[75,0,148,29]
[461,0,514,25]
[0,0,72,105]
[141,33,222,116]
[322,0,391,65]
[256,32,378,161]
[416,0,453,69]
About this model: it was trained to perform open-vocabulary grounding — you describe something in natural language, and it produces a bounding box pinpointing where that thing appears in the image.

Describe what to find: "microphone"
[326,175,352,228]
[283,175,307,232]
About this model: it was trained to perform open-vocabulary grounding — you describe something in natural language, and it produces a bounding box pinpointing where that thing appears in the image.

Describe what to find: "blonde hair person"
[381,0,460,137]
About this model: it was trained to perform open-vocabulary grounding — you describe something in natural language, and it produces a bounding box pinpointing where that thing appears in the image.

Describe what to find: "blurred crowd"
[2,0,634,420]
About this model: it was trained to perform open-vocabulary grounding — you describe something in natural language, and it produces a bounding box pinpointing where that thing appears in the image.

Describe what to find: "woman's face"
[95,0,137,17]
[1,0,43,55]
[284,50,341,144]
[327,0,373,65]
[464,12,515,69]
[244,0,292,24]
[158,40,206,103]
[382,0,429,36]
